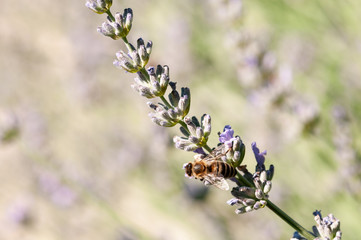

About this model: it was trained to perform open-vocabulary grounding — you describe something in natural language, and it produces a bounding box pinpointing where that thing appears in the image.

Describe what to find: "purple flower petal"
[219,125,236,148]
[251,142,267,166]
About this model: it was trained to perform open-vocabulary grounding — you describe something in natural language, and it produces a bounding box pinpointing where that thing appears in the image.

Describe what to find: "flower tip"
[252,142,267,166]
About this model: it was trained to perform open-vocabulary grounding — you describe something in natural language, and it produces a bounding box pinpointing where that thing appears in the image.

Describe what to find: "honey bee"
[183,144,237,190]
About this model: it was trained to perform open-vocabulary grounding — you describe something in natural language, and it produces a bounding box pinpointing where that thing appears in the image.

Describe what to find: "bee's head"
[183,162,193,178]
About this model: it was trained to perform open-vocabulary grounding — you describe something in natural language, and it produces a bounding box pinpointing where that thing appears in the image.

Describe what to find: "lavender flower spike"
[251,142,267,167]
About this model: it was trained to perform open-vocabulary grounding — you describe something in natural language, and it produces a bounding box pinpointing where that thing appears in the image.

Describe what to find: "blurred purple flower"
[251,142,267,166]
[38,172,76,207]
[6,201,31,226]
[219,125,236,148]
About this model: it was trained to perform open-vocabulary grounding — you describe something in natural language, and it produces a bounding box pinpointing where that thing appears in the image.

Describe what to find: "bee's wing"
[202,144,228,162]
[203,174,230,191]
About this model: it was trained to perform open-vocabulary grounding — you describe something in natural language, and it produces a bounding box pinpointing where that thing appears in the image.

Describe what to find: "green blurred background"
[1,0,361,239]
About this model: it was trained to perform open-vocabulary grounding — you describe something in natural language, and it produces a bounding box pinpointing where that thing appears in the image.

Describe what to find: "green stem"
[266,200,316,240]
[160,95,172,109]
[139,68,150,81]
[122,36,129,45]
[106,10,115,22]
[203,144,213,153]
[236,172,253,187]
[178,120,189,132]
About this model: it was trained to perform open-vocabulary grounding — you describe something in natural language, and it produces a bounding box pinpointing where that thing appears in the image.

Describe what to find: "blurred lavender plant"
[0,111,20,144]
[85,1,341,239]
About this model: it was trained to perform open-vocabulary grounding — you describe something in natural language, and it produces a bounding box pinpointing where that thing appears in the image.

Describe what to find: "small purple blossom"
[251,142,267,166]
[193,147,206,155]
[219,125,237,148]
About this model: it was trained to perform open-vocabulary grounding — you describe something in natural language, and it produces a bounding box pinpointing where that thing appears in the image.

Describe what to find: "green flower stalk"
[85,2,342,240]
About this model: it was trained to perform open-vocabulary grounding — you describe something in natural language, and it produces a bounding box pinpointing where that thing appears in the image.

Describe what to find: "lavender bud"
[159,71,169,91]
[185,117,197,136]
[189,136,200,144]
[263,181,272,194]
[233,151,241,162]
[196,127,204,139]
[227,198,242,206]
[231,187,256,199]
[235,207,246,214]
[137,38,147,62]
[235,206,250,214]
[260,171,267,183]
[256,200,267,209]
[147,102,157,110]
[178,95,189,116]
[150,74,161,91]
[232,136,245,167]
[168,89,180,107]
[124,8,133,31]
[241,198,256,206]
[173,136,198,151]
[131,84,152,98]
[168,109,178,120]
[179,87,190,116]
[146,41,153,55]
[129,49,141,67]
[291,232,306,240]
[255,189,265,200]
[184,144,199,152]
[201,114,211,138]
[137,38,152,67]
[253,201,263,210]
[150,117,172,127]
[85,0,112,14]
[179,126,190,137]
[330,219,341,233]
[245,206,253,212]
[267,164,275,181]
[253,177,263,190]
[173,107,182,116]
[160,110,172,121]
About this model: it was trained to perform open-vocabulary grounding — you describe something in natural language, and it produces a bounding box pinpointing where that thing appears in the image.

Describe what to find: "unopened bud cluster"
[228,167,273,214]
[114,38,153,73]
[148,83,190,127]
[98,8,133,39]
[312,211,342,240]
[86,0,112,14]
[224,136,245,168]
[173,114,211,151]
[132,65,169,98]
[227,142,274,214]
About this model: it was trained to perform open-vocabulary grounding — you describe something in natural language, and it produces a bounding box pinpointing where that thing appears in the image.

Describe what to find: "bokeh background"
[1,0,361,239]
